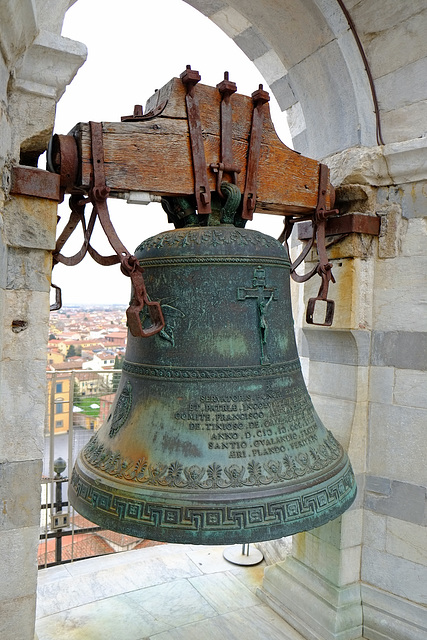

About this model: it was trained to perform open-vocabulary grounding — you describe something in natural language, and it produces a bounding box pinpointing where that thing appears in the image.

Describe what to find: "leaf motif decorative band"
[82,430,343,488]
[122,359,301,380]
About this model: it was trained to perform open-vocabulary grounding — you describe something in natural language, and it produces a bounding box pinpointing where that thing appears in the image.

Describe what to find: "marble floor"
[36,543,304,640]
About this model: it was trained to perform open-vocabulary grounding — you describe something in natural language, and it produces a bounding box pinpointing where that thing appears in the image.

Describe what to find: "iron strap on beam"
[242,85,270,220]
[181,66,211,215]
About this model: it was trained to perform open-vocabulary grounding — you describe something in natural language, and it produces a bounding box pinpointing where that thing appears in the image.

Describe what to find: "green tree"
[66,344,76,358]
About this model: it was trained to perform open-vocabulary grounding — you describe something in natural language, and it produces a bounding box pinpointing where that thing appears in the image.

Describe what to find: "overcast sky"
[52,0,291,306]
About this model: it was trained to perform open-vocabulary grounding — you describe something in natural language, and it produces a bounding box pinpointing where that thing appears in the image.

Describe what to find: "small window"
[56,382,63,393]
[55,403,63,414]
[55,420,63,428]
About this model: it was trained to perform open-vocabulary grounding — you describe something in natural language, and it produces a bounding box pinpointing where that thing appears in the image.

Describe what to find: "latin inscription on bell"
[174,387,318,460]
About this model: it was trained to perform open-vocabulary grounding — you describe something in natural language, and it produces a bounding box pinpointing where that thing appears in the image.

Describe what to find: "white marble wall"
[0,2,86,638]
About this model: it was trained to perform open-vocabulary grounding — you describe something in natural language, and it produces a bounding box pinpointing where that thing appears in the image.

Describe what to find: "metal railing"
[39,369,148,568]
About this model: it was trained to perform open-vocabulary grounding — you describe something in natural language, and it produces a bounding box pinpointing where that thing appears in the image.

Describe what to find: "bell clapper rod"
[223,543,264,566]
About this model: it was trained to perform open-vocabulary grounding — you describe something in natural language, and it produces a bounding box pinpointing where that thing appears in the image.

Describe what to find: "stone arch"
[185,0,377,159]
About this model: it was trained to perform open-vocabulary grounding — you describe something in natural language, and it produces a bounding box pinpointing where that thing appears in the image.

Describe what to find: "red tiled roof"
[38,533,114,565]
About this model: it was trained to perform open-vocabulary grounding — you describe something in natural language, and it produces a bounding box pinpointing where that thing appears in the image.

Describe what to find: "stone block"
[368,403,427,486]
[303,257,375,331]
[347,402,369,475]
[254,50,288,86]
[260,557,363,640]
[0,107,12,165]
[3,195,57,250]
[0,593,37,640]
[400,181,427,219]
[378,204,405,258]
[6,247,52,292]
[376,58,427,114]
[255,536,292,566]
[401,219,427,257]
[352,0,427,33]
[0,0,37,66]
[314,0,349,37]
[286,101,306,138]
[337,30,377,148]
[286,40,361,158]
[0,460,42,532]
[368,366,394,405]
[362,547,427,604]
[310,508,363,550]
[0,359,46,463]
[307,361,357,401]
[386,517,427,566]
[291,129,309,156]
[365,475,391,496]
[364,9,427,79]
[234,26,270,62]
[363,511,386,551]
[302,328,371,366]
[371,331,427,370]
[309,393,355,450]
[0,525,40,601]
[1,289,50,362]
[362,583,427,640]
[326,235,377,262]
[373,257,427,332]
[0,238,7,290]
[14,30,87,100]
[365,476,427,526]
[270,74,297,111]
[381,100,427,144]
[210,6,251,38]
[184,0,227,17]
[34,0,79,35]
[394,368,427,409]
[294,530,361,587]
[0,53,8,103]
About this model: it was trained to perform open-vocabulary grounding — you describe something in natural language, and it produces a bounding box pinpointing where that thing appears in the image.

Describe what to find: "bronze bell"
[69,221,356,544]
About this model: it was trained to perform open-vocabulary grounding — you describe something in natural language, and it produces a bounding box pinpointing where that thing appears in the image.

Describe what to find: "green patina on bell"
[70,200,356,544]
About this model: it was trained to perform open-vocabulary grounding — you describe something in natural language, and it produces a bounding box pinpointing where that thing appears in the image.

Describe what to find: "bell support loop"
[89,122,165,338]
[279,164,338,325]
[50,122,164,337]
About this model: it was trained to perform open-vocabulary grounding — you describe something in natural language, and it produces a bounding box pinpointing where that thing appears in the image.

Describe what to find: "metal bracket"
[297,212,381,240]
[10,166,61,201]
[242,84,270,220]
[181,65,211,215]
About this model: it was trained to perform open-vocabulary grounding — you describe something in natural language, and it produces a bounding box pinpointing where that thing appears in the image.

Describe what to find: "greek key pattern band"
[70,461,355,534]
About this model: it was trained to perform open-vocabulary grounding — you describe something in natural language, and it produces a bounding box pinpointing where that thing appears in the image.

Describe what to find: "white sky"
[52,0,292,306]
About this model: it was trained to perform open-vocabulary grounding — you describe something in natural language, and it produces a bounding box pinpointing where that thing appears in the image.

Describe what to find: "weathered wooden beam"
[70,77,331,216]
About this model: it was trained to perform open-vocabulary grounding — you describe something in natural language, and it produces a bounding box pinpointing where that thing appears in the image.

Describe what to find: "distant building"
[104,331,127,347]
[46,374,71,435]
